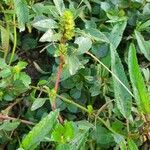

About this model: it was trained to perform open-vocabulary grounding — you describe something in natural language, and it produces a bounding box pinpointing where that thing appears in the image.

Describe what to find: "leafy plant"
[0,0,150,149]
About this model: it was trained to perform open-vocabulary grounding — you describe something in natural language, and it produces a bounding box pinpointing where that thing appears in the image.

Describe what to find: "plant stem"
[96,116,117,134]
[9,14,17,65]
[57,94,117,134]
[0,114,35,125]
[52,55,64,110]
[95,100,114,121]
[86,51,134,98]
[57,95,89,113]
[2,98,21,115]
[51,55,64,124]
[30,86,122,134]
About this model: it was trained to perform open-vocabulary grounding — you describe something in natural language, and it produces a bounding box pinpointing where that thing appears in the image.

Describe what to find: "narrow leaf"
[0,26,9,58]
[109,20,127,49]
[128,43,150,114]
[111,45,132,118]
[127,138,138,150]
[137,20,150,31]
[21,110,59,150]
[53,0,65,15]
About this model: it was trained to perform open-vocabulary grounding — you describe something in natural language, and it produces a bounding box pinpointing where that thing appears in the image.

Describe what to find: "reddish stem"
[0,114,35,125]
[54,55,64,95]
[52,55,64,124]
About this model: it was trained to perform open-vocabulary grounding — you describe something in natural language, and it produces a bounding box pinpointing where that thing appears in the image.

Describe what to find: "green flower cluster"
[60,10,75,40]
[58,43,67,55]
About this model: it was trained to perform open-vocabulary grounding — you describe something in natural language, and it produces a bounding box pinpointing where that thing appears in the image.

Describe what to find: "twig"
[95,100,114,124]
[86,51,135,98]
[2,98,22,115]
[0,114,35,125]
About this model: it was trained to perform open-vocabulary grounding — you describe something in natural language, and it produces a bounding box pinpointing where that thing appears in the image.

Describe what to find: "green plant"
[0,0,150,150]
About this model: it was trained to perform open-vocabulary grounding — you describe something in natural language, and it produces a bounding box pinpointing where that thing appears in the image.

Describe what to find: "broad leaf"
[21,110,59,150]
[135,30,150,61]
[31,98,47,111]
[19,72,31,87]
[111,45,132,118]
[33,18,58,31]
[75,36,92,55]
[13,0,29,32]
[69,121,93,150]
[128,43,150,114]
[92,123,114,145]
[39,30,61,42]
[0,120,20,131]
[66,55,81,75]
[84,28,109,43]
[51,121,74,143]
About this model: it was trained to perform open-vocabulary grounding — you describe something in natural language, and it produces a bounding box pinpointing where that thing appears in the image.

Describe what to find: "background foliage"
[0,0,150,149]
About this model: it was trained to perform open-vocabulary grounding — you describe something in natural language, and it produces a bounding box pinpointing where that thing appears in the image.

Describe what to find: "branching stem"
[0,114,35,125]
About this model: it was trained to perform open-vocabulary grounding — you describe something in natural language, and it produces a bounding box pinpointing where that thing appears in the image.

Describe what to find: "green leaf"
[92,123,114,145]
[120,141,127,150]
[56,144,71,150]
[66,55,81,75]
[15,61,28,70]
[0,68,11,78]
[33,18,58,31]
[0,58,7,69]
[0,26,9,58]
[128,44,150,114]
[89,83,101,97]
[69,121,93,150]
[55,121,93,150]
[31,98,47,111]
[53,0,65,16]
[75,37,92,55]
[13,0,29,32]
[39,29,61,42]
[19,72,31,87]
[84,28,109,43]
[0,120,20,131]
[21,110,59,150]
[113,134,127,150]
[83,0,92,12]
[135,30,150,61]
[127,138,138,150]
[51,121,74,143]
[21,35,37,50]
[111,45,132,118]
[137,20,150,31]
[109,20,127,49]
